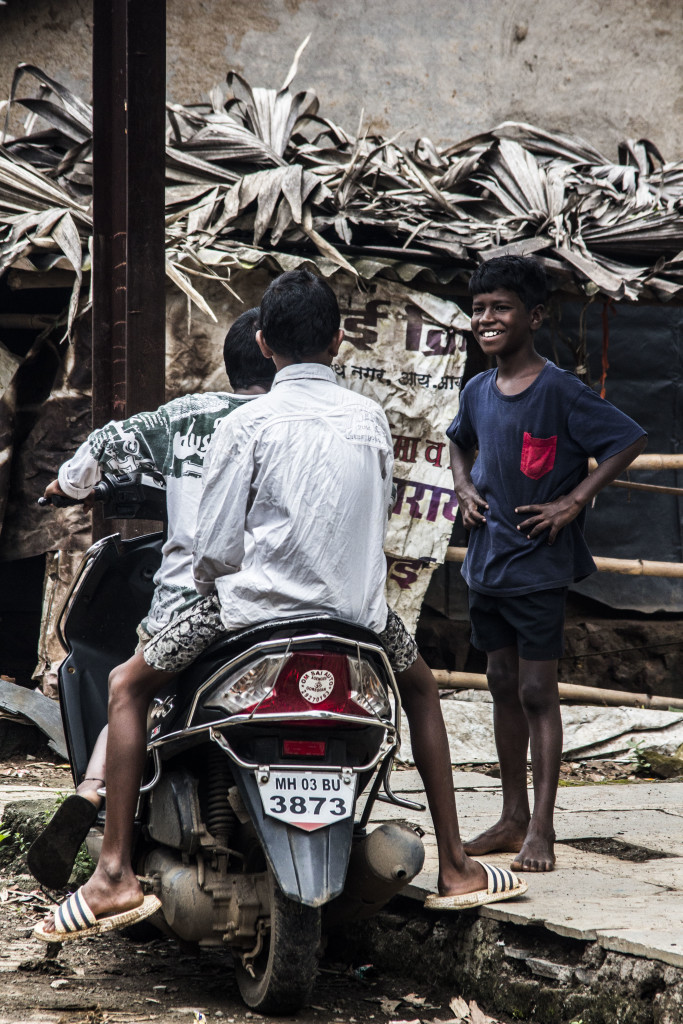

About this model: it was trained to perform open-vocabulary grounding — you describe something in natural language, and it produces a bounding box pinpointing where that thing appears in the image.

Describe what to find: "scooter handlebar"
[37,492,83,508]
[37,472,167,521]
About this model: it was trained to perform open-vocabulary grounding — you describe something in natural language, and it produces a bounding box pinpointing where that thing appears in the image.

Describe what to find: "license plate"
[257,770,357,831]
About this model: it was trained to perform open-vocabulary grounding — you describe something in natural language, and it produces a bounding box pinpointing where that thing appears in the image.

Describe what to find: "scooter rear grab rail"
[209,725,396,776]
[187,631,402,729]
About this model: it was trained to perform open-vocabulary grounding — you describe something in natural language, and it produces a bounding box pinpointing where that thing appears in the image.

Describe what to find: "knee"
[518,676,557,716]
[107,663,135,708]
[486,662,518,702]
[395,656,435,705]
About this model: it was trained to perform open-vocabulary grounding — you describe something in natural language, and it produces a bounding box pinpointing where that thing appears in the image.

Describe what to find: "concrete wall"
[1,0,682,161]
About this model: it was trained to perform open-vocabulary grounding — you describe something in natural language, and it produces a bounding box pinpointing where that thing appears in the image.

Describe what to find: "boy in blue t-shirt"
[447,255,646,873]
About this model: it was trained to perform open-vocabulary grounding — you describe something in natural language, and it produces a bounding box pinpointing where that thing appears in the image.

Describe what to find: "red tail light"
[282,739,326,757]
[248,652,371,719]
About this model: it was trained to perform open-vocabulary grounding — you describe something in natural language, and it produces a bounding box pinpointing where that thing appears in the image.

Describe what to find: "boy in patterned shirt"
[28,309,274,889]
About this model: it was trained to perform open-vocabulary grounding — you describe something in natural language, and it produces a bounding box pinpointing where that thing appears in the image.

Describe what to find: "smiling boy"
[448,255,646,872]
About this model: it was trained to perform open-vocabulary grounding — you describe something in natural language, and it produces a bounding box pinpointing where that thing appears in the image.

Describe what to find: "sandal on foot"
[424,863,528,910]
[33,888,161,943]
[27,794,99,889]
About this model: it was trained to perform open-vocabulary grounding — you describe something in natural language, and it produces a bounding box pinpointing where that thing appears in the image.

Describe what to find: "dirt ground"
[0,890,482,1024]
[1,755,668,1024]
[0,870,507,1024]
[0,758,514,1024]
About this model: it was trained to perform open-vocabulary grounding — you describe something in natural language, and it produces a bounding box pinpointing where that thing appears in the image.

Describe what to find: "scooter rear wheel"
[235,868,321,1014]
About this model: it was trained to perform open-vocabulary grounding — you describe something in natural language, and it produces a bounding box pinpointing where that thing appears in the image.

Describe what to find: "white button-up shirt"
[193,363,394,633]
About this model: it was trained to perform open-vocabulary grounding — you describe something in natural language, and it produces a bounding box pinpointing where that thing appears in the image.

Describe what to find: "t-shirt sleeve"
[445,382,477,450]
[58,408,173,499]
[566,385,646,463]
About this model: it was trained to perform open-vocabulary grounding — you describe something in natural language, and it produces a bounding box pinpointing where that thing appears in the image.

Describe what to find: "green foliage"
[71,843,96,886]
[628,739,653,773]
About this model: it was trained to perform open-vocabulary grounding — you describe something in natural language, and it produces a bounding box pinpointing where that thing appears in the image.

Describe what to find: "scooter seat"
[183,615,387,684]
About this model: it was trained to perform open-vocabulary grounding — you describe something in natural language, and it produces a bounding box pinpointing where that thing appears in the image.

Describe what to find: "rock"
[0,798,56,869]
[638,744,683,779]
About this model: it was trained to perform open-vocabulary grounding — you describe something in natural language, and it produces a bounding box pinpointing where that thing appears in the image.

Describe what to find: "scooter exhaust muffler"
[324,821,424,928]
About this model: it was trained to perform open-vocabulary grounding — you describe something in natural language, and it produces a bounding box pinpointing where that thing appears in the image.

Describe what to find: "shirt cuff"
[57,464,97,500]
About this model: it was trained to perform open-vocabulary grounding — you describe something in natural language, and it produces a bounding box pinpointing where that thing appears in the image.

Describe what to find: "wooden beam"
[430,670,683,712]
[444,546,683,578]
[91,0,166,541]
[589,454,683,471]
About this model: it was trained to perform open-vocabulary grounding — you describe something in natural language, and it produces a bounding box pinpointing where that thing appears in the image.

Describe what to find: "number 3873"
[269,795,347,816]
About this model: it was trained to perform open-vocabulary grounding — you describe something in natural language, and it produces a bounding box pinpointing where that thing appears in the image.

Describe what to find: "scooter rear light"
[250,652,371,718]
[203,653,286,714]
[347,657,392,719]
[282,739,326,757]
[202,650,390,722]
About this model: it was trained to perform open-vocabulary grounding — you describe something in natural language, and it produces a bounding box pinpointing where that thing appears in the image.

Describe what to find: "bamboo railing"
[431,670,683,711]
[444,547,683,577]
[589,454,683,471]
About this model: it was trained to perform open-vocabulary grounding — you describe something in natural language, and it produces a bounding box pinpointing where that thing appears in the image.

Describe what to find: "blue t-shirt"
[446,361,646,596]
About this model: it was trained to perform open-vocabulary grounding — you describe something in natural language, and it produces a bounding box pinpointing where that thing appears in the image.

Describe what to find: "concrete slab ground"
[365,770,683,970]
[0,784,62,816]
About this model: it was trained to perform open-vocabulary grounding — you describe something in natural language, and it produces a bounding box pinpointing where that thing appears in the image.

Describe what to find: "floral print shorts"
[142,595,418,675]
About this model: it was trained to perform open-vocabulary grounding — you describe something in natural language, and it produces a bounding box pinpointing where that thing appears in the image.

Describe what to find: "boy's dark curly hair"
[469,255,547,311]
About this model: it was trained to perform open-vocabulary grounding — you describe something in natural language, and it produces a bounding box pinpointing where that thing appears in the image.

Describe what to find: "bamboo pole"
[610,479,683,496]
[431,669,683,712]
[7,270,82,290]
[589,454,683,472]
[0,314,56,329]
[444,546,683,578]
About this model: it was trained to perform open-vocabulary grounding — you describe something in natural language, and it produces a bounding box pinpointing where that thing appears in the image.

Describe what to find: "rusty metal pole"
[91,0,166,539]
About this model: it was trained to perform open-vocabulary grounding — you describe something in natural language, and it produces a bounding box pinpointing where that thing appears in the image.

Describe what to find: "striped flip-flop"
[423,862,528,910]
[33,887,161,943]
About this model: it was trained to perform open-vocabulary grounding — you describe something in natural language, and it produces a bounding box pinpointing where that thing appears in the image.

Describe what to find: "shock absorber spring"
[205,745,237,848]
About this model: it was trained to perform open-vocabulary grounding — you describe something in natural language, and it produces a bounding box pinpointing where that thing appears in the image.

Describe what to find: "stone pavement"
[366,769,683,970]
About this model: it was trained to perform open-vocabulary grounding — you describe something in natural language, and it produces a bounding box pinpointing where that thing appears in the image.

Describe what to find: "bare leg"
[74,724,108,809]
[463,646,531,856]
[395,655,486,897]
[510,658,561,872]
[43,652,175,930]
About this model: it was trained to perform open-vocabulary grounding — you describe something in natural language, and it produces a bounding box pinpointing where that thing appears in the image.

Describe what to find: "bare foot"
[42,865,143,934]
[511,830,556,872]
[463,819,528,857]
[437,855,488,897]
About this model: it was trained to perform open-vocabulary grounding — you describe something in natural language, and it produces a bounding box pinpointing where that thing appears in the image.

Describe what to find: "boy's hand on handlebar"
[41,479,94,509]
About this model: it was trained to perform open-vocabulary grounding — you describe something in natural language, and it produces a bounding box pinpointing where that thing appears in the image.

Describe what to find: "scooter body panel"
[231,763,354,907]
[58,532,162,782]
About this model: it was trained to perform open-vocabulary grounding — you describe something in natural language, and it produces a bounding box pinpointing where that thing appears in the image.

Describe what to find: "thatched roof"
[1,43,682,331]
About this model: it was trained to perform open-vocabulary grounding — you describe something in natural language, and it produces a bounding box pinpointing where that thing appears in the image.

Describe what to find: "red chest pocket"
[520,432,557,480]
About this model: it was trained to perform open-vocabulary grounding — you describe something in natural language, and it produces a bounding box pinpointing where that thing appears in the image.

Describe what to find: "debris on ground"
[0,679,68,759]
[400,696,683,765]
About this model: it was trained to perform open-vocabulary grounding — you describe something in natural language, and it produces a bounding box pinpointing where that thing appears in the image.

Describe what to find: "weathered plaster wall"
[1,0,681,160]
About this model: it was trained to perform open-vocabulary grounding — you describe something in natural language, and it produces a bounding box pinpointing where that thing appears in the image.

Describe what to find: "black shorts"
[468,587,568,661]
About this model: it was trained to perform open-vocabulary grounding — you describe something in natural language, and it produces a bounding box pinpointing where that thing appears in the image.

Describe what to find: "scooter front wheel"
[235,868,321,1014]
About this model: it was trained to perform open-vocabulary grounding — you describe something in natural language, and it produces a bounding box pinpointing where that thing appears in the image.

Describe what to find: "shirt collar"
[272,363,338,387]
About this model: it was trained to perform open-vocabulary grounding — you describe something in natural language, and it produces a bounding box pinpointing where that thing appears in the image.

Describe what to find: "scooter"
[43,473,425,1013]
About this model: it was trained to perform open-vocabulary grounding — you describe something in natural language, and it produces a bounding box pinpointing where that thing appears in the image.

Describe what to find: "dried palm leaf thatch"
[1,43,682,314]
